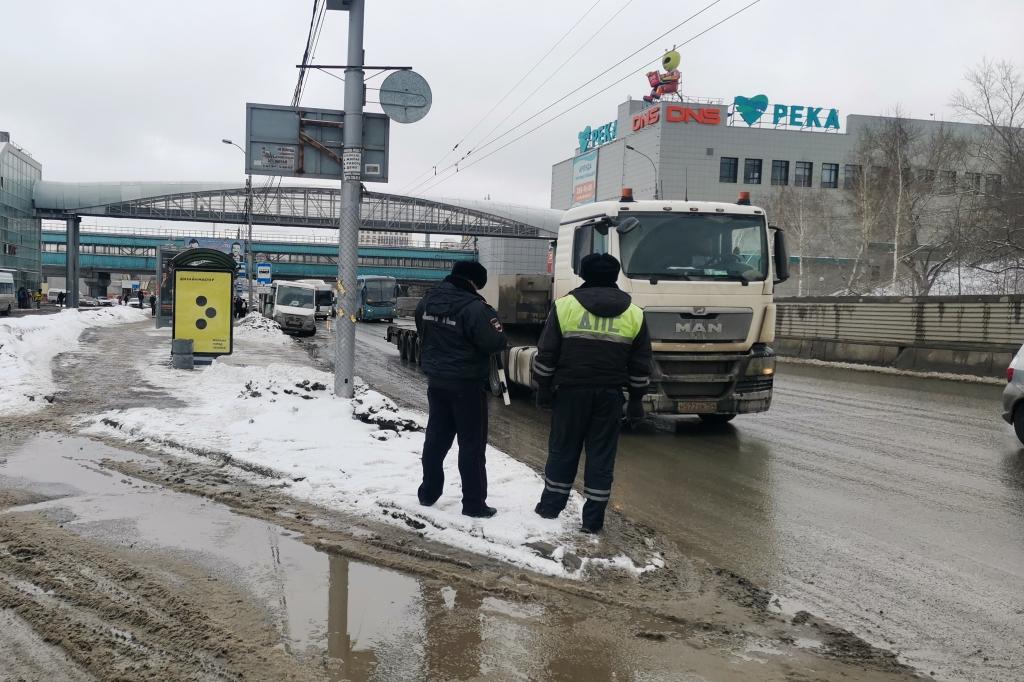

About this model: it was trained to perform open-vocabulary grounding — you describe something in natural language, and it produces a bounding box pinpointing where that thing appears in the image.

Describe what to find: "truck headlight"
[746,345,776,376]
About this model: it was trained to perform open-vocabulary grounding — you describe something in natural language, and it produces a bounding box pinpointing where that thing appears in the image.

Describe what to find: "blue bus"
[356,275,397,322]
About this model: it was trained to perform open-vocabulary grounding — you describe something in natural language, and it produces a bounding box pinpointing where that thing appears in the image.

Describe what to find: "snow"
[778,356,1005,385]
[0,307,146,414]
[234,312,291,346]
[860,260,1024,297]
[82,326,658,579]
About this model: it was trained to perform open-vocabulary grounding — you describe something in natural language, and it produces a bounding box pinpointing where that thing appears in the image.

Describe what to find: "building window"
[719,157,738,183]
[821,163,839,189]
[770,160,789,186]
[986,173,1002,195]
[743,158,762,185]
[964,172,982,194]
[843,164,862,189]
[938,170,957,194]
[795,161,813,188]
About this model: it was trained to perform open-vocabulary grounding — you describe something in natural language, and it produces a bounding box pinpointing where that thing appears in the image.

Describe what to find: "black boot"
[462,505,497,518]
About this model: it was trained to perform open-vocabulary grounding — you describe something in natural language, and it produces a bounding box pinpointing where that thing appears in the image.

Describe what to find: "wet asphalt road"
[303,322,1024,681]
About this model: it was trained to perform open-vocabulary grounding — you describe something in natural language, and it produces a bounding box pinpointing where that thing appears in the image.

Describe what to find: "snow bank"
[82,354,657,578]
[778,356,1005,385]
[1,308,146,414]
[234,312,292,346]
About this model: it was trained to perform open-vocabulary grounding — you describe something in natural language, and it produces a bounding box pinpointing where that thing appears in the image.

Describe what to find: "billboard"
[185,237,245,270]
[173,270,233,356]
[570,150,599,207]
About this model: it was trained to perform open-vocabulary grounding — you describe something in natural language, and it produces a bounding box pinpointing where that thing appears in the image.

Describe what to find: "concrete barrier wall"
[775,296,1024,377]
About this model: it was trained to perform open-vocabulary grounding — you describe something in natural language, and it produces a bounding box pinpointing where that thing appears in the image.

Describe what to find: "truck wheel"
[412,336,421,365]
[398,333,408,361]
[699,413,736,426]
[1014,405,1024,445]
[488,357,503,397]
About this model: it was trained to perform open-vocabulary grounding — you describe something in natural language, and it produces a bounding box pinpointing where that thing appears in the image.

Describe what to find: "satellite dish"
[379,70,432,124]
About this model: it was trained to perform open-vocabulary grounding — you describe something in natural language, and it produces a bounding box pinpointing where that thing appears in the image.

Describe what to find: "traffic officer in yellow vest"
[532,253,652,533]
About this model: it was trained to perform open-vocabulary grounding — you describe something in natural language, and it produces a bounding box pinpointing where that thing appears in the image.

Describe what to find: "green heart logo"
[734,94,769,126]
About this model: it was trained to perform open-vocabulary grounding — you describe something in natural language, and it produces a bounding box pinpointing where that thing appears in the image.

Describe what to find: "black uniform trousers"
[538,386,623,529]
[419,380,489,512]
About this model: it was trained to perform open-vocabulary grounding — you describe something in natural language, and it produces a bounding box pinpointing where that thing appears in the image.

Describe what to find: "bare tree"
[951,59,1024,271]
[843,112,988,295]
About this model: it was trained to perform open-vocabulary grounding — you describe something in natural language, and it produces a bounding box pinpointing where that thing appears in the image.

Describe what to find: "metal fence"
[776,296,1024,351]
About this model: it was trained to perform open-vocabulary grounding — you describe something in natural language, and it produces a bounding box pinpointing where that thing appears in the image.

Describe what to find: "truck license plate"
[676,400,717,414]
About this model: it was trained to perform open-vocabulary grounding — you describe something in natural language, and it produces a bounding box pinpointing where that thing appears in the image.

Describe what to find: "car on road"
[96,296,117,307]
[1002,346,1024,443]
[79,296,99,308]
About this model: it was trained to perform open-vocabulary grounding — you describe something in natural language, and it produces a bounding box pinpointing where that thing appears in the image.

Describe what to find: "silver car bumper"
[1002,381,1022,423]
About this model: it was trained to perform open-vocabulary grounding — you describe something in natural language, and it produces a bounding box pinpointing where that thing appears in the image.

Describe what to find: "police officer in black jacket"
[415,261,507,518]
[532,253,652,533]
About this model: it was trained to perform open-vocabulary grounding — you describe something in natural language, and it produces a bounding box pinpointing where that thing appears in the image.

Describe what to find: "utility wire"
[441,0,727,175]
[404,0,727,198]
[468,0,636,169]
[399,0,606,194]
[414,0,762,197]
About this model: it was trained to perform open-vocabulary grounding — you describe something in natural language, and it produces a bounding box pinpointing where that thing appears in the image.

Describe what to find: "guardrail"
[775,296,1024,377]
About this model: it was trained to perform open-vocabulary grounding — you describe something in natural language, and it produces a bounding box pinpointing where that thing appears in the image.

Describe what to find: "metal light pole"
[332,0,365,399]
[222,139,254,311]
[626,144,660,199]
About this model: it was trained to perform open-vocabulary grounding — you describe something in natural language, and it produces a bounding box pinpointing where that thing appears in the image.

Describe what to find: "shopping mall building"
[0,132,43,292]
[551,95,997,294]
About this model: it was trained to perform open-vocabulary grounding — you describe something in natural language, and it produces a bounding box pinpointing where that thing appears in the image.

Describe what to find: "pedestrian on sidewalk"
[56,291,66,307]
[137,290,144,307]
[532,253,652,534]
[33,290,42,309]
[415,261,507,518]
[149,293,157,316]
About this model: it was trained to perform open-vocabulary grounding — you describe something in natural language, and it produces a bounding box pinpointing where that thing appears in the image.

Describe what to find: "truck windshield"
[363,279,397,305]
[617,213,768,282]
[277,286,315,309]
[314,289,333,308]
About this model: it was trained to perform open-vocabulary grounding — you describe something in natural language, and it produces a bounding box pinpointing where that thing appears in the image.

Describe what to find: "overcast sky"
[2,0,1022,208]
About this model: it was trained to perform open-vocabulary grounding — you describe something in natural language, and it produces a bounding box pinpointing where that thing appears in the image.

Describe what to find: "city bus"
[356,275,397,322]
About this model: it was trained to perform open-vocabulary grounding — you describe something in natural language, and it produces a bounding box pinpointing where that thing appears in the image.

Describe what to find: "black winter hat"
[451,260,488,289]
[580,253,620,286]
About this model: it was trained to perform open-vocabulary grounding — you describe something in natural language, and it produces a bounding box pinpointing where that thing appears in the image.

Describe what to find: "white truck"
[389,190,789,424]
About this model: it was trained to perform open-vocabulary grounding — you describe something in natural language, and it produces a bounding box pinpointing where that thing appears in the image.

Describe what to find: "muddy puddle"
[0,434,714,680]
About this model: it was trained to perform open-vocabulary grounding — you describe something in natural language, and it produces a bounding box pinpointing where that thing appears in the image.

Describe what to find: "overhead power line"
[414,0,762,197]
[399,0,606,195]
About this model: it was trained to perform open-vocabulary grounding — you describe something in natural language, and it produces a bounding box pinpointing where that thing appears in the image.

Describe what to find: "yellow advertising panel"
[173,270,233,355]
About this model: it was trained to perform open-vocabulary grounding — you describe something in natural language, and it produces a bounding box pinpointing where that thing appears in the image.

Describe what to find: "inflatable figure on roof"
[644,49,681,103]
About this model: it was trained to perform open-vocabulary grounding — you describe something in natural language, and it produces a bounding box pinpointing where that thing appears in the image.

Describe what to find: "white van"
[0,270,16,316]
[264,281,317,336]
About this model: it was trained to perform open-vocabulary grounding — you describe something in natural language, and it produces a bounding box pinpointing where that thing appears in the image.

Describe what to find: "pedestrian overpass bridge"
[34,181,560,240]
[41,226,476,283]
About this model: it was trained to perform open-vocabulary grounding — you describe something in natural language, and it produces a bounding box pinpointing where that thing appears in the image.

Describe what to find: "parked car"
[1002,346,1024,444]
[96,296,117,307]
[78,296,99,307]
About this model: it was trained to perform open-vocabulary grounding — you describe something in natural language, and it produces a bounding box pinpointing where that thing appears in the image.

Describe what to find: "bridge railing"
[41,221,474,250]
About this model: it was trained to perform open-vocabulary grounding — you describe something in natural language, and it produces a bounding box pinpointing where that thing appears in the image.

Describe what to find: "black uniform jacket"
[415,276,508,384]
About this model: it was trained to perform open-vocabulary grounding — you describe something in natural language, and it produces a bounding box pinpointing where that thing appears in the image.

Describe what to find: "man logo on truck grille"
[676,322,723,334]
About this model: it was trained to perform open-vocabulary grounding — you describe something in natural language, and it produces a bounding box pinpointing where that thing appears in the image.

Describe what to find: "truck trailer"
[387,190,789,423]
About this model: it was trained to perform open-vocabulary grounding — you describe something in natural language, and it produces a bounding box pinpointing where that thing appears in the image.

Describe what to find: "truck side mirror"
[615,217,641,235]
[772,227,790,284]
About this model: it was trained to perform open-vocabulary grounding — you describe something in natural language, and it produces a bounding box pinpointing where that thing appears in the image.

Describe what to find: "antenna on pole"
[684,167,689,201]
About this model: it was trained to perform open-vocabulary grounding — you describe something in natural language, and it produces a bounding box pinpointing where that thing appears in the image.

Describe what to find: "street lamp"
[222,139,254,312]
[625,144,660,199]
